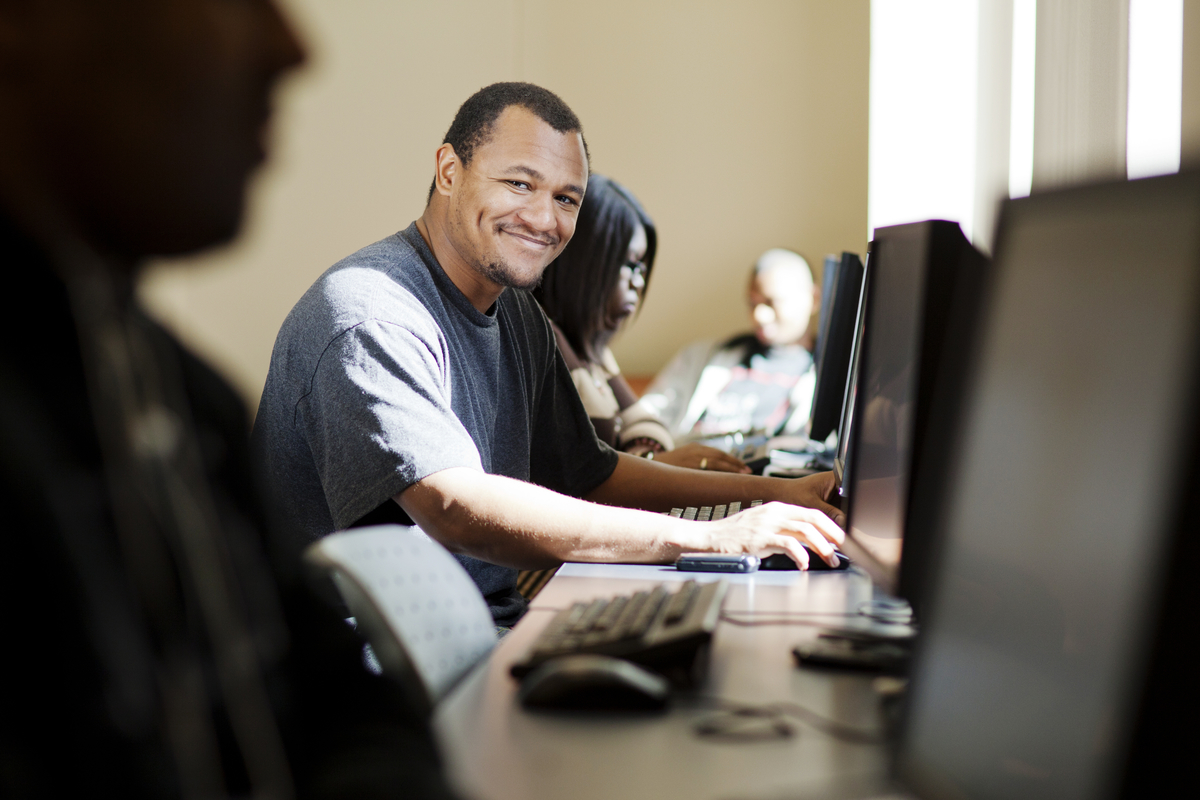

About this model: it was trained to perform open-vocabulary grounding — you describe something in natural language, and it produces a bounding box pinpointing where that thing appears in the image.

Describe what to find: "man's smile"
[500,226,556,249]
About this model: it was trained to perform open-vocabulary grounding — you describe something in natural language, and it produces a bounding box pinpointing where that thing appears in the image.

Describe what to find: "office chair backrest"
[304,524,498,714]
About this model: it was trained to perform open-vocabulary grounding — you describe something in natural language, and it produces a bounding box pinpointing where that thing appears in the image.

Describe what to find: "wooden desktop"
[434,563,894,800]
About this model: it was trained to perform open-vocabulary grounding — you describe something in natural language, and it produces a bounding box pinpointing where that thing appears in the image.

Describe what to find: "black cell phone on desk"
[675,553,760,573]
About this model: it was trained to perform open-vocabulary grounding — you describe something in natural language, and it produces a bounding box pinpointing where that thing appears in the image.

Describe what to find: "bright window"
[1127,0,1184,180]
[868,0,980,240]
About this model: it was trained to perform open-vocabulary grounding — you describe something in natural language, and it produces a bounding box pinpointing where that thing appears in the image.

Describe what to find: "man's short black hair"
[427,82,589,202]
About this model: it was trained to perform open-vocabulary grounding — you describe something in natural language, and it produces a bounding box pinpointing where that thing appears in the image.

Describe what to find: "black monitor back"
[809,252,866,444]
[815,254,841,373]
[898,229,992,616]
[834,255,870,491]
[896,171,1200,800]
[841,221,987,597]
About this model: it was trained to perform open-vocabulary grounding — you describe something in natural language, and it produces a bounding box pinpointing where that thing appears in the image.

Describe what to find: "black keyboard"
[510,580,727,687]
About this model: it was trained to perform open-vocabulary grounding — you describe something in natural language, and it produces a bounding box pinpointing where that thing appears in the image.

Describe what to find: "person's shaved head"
[747,249,817,347]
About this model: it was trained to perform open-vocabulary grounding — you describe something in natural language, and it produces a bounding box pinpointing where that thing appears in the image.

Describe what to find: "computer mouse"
[761,547,851,571]
[518,654,670,711]
[745,456,772,475]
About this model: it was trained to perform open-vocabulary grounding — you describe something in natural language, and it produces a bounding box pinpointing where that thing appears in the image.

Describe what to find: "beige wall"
[140,0,870,411]
[1185,0,1200,166]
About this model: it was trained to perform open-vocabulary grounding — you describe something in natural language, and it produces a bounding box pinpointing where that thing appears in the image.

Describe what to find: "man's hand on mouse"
[696,500,845,569]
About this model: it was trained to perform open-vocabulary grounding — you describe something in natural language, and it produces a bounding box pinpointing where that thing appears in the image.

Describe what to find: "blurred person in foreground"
[534,174,748,474]
[0,1,456,797]
[642,249,821,443]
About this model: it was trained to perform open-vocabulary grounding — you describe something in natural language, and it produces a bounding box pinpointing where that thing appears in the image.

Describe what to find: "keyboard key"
[569,598,608,634]
[611,591,650,639]
[627,586,670,638]
[663,581,699,624]
[592,595,627,631]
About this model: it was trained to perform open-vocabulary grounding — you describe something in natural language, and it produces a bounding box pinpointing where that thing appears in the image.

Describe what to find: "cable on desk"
[691,704,795,742]
[856,599,914,625]
[722,609,864,617]
[770,700,889,744]
[720,609,917,628]
[684,695,888,745]
[720,611,848,629]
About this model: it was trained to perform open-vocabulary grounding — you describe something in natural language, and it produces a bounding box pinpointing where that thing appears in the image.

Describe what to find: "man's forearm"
[396,460,846,572]
[395,467,703,569]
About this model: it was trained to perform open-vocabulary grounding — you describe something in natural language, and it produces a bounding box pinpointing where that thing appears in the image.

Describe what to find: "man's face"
[6,0,304,257]
[748,267,815,347]
[443,106,588,291]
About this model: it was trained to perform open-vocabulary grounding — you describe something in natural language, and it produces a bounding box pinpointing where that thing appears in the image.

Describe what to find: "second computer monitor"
[833,256,869,491]
[841,221,987,599]
[808,252,865,445]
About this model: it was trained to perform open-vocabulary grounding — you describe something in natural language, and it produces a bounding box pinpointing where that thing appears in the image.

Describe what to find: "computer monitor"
[840,221,987,599]
[833,255,869,491]
[896,171,1200,800]
[808,252,866,445]
[814,254,841,373]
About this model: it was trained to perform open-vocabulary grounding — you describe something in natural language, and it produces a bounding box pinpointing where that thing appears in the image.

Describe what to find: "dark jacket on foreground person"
[0,215,458,799]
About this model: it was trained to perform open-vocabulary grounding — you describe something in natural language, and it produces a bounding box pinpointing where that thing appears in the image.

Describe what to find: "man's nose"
[753,304,776,325]
[519,192,557,233]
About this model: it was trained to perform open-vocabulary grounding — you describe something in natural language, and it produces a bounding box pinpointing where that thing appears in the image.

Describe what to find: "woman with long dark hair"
[535,175,747,473]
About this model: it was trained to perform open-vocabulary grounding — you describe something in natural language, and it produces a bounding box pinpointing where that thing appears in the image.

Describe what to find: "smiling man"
[254,83,846,626]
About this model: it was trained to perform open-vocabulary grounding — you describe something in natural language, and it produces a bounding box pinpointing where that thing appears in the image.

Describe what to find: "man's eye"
[509,180,530,189]
[556,196,577,206]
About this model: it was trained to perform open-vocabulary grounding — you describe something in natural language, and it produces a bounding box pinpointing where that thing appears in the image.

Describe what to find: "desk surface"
[434,564,896,800]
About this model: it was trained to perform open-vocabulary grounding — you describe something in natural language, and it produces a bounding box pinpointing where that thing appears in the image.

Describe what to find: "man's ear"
[432,143,458,198]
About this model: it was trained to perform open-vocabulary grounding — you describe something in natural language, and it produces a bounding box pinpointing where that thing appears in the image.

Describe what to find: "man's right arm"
[394,464,844,571]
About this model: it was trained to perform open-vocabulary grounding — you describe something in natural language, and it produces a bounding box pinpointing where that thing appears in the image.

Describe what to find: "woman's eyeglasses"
[620,261,649,282]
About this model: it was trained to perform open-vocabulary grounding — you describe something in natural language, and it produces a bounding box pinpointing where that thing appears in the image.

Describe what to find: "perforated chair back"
[304,524,497,712]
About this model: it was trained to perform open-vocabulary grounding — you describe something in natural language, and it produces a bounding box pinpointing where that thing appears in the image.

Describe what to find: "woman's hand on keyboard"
[780,471,845,529]
[653,443,750,473]
[706,500,845,569]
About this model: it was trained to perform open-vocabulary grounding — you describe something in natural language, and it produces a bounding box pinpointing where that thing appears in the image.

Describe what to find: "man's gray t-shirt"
[252,223,619,622]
